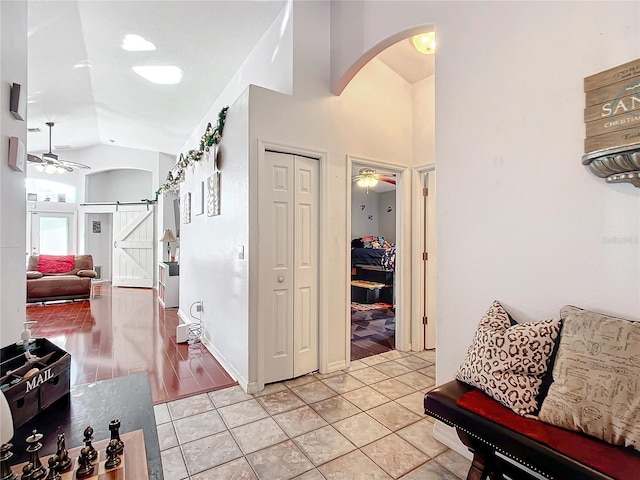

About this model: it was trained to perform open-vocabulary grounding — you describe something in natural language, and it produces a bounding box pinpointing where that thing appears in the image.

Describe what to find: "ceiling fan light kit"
[27,122,90,174]
[353,167,397,194]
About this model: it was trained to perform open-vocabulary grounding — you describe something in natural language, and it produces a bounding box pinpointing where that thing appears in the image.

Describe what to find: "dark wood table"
[11,373,163,480]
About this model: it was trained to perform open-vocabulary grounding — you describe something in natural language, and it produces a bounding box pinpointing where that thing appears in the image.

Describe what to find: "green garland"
[156,106,229,197]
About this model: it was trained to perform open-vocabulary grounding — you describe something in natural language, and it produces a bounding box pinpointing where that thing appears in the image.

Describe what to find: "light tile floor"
[153,349,472,480]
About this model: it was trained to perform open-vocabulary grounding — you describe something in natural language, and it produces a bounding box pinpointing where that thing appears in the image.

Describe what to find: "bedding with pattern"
[351,236,396,270]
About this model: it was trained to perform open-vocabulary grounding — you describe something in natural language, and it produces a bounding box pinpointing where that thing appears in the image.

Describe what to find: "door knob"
[277,276,284,283]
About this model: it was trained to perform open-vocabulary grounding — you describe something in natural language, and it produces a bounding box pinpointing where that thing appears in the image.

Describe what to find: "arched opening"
[340,27,437,360]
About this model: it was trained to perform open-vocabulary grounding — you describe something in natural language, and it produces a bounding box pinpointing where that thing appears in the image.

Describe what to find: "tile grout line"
[157,350,460,480]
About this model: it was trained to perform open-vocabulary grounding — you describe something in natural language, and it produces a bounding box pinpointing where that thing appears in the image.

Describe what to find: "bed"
[351,236,396,270]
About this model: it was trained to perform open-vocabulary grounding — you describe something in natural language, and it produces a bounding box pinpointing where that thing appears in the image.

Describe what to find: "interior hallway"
[155,349,471,480]
[26,283,236,404]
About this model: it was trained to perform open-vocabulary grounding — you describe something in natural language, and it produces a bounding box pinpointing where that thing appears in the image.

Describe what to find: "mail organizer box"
[0,338,71,428]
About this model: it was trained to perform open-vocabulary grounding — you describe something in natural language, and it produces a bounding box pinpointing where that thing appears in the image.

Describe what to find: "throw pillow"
[456,300,561,415]
[77,270,97,278]
[37,254,75,273]
[538,305,640,451]
[27,271,43,279]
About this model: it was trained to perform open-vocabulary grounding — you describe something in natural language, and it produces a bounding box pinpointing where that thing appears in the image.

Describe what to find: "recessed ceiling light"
[122,34,156,52]
[133,66,182,85]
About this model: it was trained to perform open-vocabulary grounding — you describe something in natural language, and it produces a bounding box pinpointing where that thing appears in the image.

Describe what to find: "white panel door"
[293,156,319,377]
[262,152,295,383]
[112,206,155,288]
[262,151,319,384]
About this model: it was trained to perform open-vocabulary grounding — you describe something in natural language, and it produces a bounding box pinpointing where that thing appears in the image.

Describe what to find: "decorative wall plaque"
[583,58,640,187]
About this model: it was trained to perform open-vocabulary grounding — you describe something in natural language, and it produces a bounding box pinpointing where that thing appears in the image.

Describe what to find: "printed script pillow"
[538,306,640,451]
[456,301,561,415]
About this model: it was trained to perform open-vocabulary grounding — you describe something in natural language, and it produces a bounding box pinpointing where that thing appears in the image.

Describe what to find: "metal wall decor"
[207,172,220,216]
[183,192,191,224]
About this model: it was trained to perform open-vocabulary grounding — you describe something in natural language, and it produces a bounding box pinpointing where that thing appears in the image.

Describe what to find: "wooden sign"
[584,58,640,154]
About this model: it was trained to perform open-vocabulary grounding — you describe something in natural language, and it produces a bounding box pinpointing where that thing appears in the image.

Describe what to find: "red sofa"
[26,255,96,303]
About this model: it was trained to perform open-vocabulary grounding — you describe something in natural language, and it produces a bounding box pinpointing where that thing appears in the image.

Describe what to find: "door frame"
[411,164,436,351]
[255,139,328,393]
[346,155,410,356]
[28,210,77,256]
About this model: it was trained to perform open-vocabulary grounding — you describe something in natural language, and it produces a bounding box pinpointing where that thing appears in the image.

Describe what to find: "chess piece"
[20,464,32,480]
[104,440,121,470]
[75,448,93,479]
[25,431,47,480]
[45,456,60,480]
[81,427,97,463]
[0,442,18,480]
[54,434,71,473]
[108,419,124,454]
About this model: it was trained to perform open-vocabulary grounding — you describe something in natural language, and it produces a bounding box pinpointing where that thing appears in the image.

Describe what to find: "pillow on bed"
[351,238,364,248]
[538,306,640,451]
[456,300,561,415]
[362,235,385,248]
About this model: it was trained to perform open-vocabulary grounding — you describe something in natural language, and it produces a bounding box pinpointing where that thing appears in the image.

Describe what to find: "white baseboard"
[177,309,189,325]
[326,359,348,373]
[433,421,472,460]
[199,334,251,393]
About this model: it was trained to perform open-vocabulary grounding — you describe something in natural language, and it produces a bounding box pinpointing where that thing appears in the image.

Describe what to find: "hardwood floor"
[26,283,236,404]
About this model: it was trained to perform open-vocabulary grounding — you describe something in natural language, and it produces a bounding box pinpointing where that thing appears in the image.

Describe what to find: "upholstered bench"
[423,302,640,480]
[424,380,640,480]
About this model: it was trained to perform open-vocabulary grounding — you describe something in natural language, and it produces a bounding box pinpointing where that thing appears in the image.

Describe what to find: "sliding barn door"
[112,206,155,288]
[261,151,319,384]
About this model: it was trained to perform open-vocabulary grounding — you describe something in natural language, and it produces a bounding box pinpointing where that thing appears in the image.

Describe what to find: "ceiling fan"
[352,168,396,193]
[27,122,91,174]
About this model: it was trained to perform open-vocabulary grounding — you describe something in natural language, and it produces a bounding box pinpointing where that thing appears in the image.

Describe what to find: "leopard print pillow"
[456,300,561,415]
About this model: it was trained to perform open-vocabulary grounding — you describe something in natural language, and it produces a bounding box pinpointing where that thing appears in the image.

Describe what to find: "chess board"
[11,430,148,480]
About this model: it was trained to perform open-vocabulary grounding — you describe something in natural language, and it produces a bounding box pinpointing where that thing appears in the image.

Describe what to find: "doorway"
[28,212,76,256]
[348,159,403,361]
[260,150,320,384]
[84,212,113,282]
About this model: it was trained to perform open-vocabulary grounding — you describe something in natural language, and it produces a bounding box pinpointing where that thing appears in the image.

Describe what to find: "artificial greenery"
[156,106,229,197]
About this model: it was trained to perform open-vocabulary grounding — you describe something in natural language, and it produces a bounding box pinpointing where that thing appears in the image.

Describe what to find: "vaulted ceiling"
[26,1,286,156]
[26,1,433,159]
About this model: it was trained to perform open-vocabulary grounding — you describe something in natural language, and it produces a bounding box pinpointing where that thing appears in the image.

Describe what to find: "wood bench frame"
[424,380,617,480]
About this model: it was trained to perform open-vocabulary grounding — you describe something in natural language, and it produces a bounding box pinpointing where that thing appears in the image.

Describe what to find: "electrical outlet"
[196,301,203,312]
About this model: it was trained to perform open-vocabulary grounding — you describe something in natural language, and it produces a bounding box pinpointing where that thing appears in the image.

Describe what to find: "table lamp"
[0,389,16,480]
[159,228,177,262]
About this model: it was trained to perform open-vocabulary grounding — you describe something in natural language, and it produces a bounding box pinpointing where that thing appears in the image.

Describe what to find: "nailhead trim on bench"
[424,407,555,480]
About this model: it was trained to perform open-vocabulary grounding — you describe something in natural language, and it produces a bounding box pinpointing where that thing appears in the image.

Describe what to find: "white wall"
[86,169,153,203]
[377,190,396,243]
[413,75,435,168]
[331,0,640,451]
[0,0,28,345]
[249,2,415,380]
[175,2,294,390]
[351,188,379,239]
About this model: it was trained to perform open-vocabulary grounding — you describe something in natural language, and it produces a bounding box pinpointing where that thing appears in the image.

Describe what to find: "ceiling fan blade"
[60,160,91,170]
[379,178,396,185]
[27,154,45,164]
